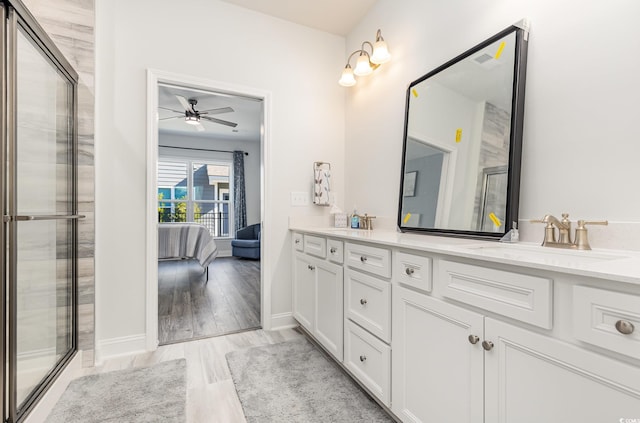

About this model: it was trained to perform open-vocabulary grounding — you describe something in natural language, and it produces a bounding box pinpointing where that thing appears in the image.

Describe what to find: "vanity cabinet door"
[484,318,640,423]
[392,285,484,423]
[293,253,315,331]
[315,260,344,361]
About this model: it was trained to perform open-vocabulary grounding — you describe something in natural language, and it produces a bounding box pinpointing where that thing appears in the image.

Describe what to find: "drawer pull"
[615,320,635,335]
[405,267,415,276]
[330,247,337,254]
[359,355,367,362]
[360,256,367,263]
[482,340,494,351]
[360,298,368,306]
[307,265,315,271]
[468,335,480,345]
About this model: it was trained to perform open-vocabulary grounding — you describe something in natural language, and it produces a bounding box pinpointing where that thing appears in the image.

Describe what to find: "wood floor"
[158,257,261,345]
[77,328,305,423]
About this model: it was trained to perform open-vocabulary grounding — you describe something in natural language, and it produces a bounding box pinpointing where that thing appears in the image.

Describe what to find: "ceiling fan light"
[185,115,200,125]
[338,64,356,87]
[354,52,373,76]
[371,39,391,64]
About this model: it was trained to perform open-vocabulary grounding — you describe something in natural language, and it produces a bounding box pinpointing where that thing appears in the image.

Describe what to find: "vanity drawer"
[304,235,326,258]
[344,319,391,406]
[292,232,304,251]
[345,242,391,278]
[573,285,640,360]
[345,269,391,342]
[439,260,553,329]
[394,251,432,293]
[327,239,344,264]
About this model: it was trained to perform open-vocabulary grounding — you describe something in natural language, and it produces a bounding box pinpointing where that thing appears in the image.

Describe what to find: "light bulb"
[338,64,356,87]
[371,39,391,64]
[354,52,373,76]
[185,115,200,125]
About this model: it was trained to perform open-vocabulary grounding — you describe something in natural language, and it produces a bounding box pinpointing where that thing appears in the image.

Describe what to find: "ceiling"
[158,84,262,142]
[219,0,377,36]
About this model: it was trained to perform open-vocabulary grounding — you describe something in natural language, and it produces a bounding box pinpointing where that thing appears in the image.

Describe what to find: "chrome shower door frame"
[1,1,80,422]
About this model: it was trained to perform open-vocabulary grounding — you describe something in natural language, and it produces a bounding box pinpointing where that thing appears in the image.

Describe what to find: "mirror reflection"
[399,26,527,237]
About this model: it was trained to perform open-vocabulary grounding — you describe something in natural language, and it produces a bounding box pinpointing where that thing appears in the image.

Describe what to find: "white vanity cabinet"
[392,285,484,422]
[291,228,640,422]
[393,283,640,423]
[292,253,316,331]
[343,241,393,406]
[292,234,344,360]
[484,317,640,422]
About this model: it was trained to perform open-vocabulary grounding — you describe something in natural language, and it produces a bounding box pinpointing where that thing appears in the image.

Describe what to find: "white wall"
[345,0,640,234]
[95,0,345,351]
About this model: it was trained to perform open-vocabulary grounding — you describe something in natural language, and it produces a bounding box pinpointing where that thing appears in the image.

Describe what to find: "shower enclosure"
[1,1,80,421]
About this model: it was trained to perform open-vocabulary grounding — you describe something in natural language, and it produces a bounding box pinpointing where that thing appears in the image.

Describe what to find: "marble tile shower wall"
[22,0,96,366]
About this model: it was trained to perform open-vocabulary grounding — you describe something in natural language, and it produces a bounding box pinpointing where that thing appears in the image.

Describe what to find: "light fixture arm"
[346,48,368,66]
[361,41,374,55]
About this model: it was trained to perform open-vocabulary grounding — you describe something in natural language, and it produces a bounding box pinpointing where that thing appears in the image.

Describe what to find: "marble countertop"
[290,226,640,285]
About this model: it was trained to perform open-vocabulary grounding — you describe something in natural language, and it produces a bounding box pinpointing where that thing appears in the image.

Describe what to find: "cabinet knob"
[405,267,415,276]
[359,355,367,362]
[482,340,494,351]
[468,335,480,345]
[330,247,337,254]
[307,265,315,271]
[615,320,635,335]
[360,256,367,263]
[295,239,300,244]
[360,298,368,305]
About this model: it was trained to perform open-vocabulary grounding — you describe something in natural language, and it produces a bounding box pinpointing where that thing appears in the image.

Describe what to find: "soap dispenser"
[350,208,359,229]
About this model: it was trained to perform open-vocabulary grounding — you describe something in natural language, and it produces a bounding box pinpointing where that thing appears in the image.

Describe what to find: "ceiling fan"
[159,95,237,132]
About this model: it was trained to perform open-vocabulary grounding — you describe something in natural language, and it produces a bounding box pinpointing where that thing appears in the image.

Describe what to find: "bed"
[158,223,218,276]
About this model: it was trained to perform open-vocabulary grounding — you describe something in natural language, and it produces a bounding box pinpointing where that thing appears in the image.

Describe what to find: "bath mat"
[46,359,186,423]
[226,338,392,422]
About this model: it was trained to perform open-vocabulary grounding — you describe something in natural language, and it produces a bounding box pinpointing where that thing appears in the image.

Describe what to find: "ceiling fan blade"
[175,95,192,111]
[158,115,182,121]
[159,106,185,114]
[199,106,234,115]
[195,122,205,132]
[201,115,238,128]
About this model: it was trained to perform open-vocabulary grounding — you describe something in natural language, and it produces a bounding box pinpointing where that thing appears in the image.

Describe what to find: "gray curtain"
[233,151,247,234]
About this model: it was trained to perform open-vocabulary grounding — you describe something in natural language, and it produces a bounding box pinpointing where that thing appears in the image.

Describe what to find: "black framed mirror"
[398,22,529,239]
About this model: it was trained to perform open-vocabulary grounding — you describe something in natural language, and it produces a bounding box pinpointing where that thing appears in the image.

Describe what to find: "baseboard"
[217,250,232,258]
[95,333,147,364]
[23,351,83,423]
[270,312,297,330]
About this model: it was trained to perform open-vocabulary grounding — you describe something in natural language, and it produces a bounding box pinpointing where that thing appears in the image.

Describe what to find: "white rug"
[226,338,393,422]
[46,359,186,423]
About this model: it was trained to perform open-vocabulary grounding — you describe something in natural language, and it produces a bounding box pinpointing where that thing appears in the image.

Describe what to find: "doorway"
[146,71,270,348]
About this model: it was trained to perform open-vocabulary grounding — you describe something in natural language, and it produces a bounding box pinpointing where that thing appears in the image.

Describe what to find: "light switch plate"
[291,191,309,206]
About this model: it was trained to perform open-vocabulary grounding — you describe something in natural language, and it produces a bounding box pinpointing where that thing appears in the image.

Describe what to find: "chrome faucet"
[532,213,607,250]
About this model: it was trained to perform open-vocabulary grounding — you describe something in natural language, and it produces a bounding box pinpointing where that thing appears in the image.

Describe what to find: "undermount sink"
[463,243,629,267]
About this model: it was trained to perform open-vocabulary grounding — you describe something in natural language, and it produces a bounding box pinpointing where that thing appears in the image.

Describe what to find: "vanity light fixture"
[338,29,391,87]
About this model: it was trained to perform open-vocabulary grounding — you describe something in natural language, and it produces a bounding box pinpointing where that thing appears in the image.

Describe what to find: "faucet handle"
[577,219,608,228]
[574,219,608,250]
[531,217,556,245]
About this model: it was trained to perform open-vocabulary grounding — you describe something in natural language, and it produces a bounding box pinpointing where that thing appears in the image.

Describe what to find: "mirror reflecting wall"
[398,24,528,238]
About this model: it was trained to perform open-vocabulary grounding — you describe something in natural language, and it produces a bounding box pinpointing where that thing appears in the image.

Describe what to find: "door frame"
[407,131,457,228]
[145,69,271,350]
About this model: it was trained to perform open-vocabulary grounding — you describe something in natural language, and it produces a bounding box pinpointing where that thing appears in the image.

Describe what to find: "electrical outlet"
[291,191,309,206]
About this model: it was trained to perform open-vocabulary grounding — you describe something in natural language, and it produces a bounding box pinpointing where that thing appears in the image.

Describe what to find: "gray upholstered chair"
[231,223,261,259]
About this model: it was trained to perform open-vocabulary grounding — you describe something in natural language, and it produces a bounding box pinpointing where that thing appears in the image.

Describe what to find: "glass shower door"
[2,4,80,421]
